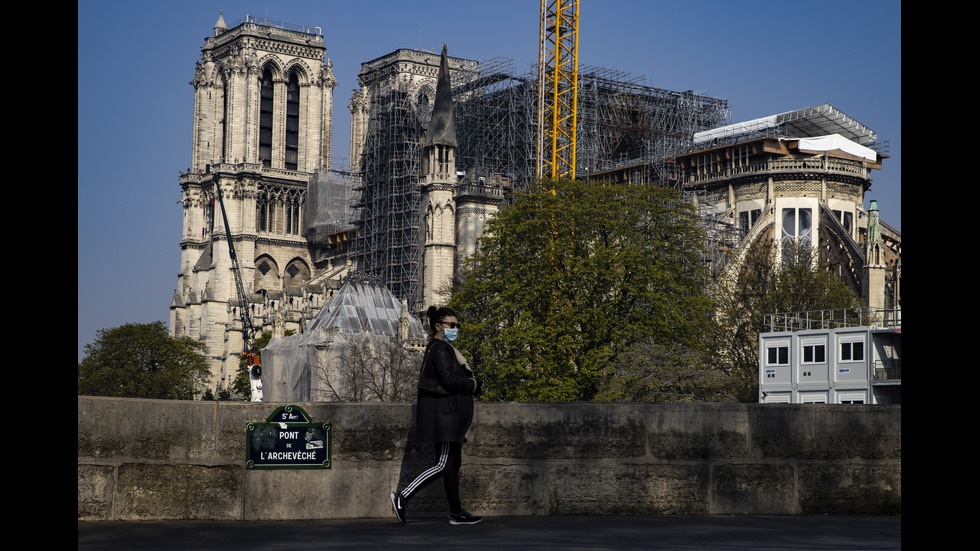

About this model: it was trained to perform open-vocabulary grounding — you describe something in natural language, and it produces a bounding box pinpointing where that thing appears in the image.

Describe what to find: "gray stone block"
[116,463,242,520]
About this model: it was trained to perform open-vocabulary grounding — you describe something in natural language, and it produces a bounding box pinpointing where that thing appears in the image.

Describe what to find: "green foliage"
[77,321,211,400]
[449,179,714,402]
[595,340,738,403]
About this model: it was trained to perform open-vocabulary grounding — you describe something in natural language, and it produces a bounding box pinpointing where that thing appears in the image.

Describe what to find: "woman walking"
[390,306,483,525]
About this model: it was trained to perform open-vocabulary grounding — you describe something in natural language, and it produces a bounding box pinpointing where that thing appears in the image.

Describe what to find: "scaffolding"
[684,188,746,276]
[453,57,537,190]
[693,103,885,153]
[351,82,424,306]
[577,66,730,184]
[304,170,355,243]
[453,61,729,190]
[350,56,731,306]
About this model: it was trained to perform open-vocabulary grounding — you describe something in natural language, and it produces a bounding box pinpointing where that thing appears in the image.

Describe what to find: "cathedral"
[171,13,900,397]
[170,14,497,394]
[347,46,505,309]
[674,106,901,312]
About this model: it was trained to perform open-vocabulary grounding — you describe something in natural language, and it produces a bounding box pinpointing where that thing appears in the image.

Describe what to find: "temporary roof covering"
[694,104,877,146]
[260,278,425,402]
[796,134,877,162]
[305,279,425,336]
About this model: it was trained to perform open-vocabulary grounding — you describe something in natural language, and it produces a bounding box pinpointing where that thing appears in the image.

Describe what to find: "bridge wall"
[77,397,901,520]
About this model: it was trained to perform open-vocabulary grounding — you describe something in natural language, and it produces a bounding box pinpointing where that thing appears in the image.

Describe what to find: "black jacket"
[415,339,478,443]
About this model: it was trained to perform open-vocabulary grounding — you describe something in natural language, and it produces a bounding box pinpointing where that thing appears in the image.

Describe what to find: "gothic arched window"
[285,71,300,170]
[221,75,229,162]
[781,207,813,265]
[257,190,268,233]
[254,255,280,292]
[259,68,274,167]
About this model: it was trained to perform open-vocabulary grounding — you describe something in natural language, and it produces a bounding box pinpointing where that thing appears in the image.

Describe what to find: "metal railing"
[231,15,322,35]
[873,360,901,382]
[684,158,870,186]
[764,307,901,333]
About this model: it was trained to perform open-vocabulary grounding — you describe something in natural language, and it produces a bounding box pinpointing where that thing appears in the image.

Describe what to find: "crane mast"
[214,181,263,401]
[537,0,580,181]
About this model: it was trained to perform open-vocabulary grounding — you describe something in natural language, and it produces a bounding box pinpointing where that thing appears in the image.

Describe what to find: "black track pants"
[400,441,463,514]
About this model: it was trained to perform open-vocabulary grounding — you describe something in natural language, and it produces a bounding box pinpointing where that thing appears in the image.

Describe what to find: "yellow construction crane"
[537,0,580,181]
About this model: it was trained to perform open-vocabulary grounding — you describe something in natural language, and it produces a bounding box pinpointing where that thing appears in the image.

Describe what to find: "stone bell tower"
[171,12,337,394]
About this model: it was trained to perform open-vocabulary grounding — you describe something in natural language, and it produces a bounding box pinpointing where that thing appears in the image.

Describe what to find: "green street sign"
[246,405,331,470]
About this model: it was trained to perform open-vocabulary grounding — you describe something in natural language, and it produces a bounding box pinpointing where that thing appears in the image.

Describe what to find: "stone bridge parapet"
[77,397,901,521]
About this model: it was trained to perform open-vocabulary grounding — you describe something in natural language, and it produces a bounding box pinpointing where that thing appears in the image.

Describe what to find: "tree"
[712,238,860,401]
[314,334,421,402]
[595,340,738,403]
[77,321,211,400]
[449,179,714,402]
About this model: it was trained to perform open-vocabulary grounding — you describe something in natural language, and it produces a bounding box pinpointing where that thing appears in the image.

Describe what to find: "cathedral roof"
[421,44,458,149]
[193,241,213,272]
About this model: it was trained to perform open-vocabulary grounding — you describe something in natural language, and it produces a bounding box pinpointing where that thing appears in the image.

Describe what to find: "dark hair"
[426,306,457,338]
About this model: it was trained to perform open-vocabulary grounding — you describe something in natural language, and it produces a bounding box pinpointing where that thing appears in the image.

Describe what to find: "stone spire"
[214,11,228,36]
[866,200,882,265]
[863,199,886,309]
[422,44,457,149]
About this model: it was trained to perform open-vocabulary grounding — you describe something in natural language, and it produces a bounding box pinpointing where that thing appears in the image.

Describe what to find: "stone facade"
[171,17,508,395]
[675,134,901,310]
[170,14,343,394]
[454,182,504,274]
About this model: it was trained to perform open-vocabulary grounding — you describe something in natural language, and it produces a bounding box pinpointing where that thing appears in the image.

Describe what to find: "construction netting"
[303,170,355,247]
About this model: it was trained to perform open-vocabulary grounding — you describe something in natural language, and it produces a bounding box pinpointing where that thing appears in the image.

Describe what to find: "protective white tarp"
[694,115,778,144]
[796,134,877,162]
[693,104,877,148]
[260,329,338,403]
[306,280,422,336]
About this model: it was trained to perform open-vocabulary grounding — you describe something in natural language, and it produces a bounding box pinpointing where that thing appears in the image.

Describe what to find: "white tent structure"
[260,277,426,402]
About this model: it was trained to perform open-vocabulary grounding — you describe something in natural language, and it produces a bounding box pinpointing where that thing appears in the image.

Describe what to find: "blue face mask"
[443,328,459,342]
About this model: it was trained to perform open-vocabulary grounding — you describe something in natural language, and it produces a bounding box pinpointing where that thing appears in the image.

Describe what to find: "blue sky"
[77,1,901,360]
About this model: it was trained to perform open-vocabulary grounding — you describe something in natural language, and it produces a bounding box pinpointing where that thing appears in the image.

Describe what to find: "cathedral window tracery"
[781,206,813,265]
[256,184,304,236]
[285,71,300,170]
[259,68,274,167]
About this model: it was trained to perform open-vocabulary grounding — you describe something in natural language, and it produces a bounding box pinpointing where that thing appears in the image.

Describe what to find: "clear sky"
[77,0,901,361]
